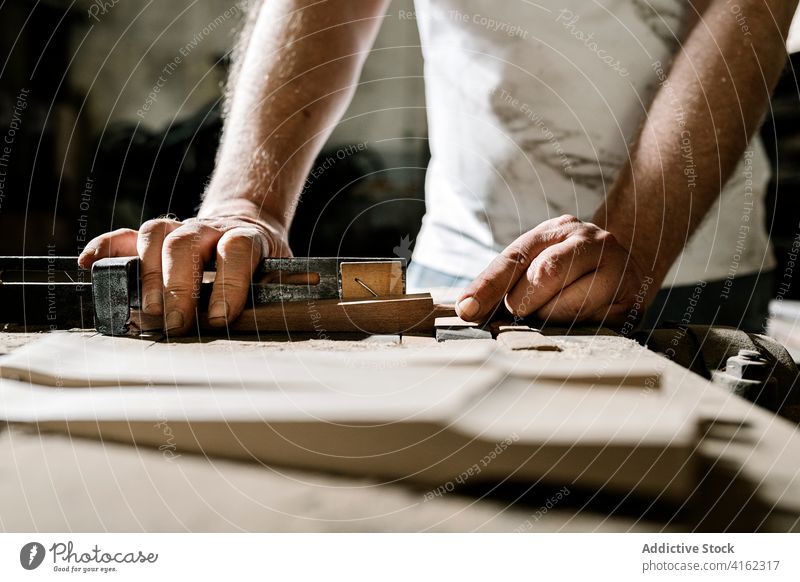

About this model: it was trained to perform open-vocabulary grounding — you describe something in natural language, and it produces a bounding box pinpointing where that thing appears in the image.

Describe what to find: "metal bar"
[253,257,405,304]
[0,256,92,329]
[0,256,89,273]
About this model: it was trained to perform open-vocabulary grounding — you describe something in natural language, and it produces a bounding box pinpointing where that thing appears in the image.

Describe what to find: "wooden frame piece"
[130,293,455,335]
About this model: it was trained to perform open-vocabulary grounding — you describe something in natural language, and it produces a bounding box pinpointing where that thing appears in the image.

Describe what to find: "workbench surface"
[1,329,798,532]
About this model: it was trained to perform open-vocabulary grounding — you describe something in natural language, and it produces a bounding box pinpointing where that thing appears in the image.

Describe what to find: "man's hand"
[77,1,390,336]
[78,215,291,334]
[455,215,653,327]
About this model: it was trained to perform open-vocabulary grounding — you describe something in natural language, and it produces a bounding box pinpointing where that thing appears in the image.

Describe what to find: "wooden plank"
[497,324,538,333]
[497,330,561,351]
[340,262,404,299]
[434,316,477,329]
[130,294,455,335]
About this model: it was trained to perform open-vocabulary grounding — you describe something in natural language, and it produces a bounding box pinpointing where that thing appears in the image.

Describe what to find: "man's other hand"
[455,215,653,327]
[78,215,291,335]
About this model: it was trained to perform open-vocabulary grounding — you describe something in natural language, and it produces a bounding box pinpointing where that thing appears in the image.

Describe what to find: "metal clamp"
[91,257,141,336]
[91,256,406,336]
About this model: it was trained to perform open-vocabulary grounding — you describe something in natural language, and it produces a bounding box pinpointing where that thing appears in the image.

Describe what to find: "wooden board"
[130,293,456,335]
[0,332,496,388]
[0,332,665,389]
[434,316,478,329]
[0,333,691,501]
[3,330,800,532]
[32,418,695,502]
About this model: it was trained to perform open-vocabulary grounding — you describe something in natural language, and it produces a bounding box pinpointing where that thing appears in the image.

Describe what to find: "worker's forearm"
[595,0,797,281]
[199,0,389,228]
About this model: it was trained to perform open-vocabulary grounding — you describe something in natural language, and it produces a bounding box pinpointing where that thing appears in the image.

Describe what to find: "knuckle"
[549,215,582,240]
[109,227,137,238]
[138,223,175,247]
[227,226,262,239]
[502,244,531,267]
[215,278,251,293]
[591,228,614,243]
[164,283,196,298]
[530,254,560,279]
[218,229,262,255]
[601,231,618,246]
[162,233,190,255]
[572,238,592,256]
[163,226,207,252]
[140,271,163,287]
[556,214,579,225]
[139,218,174,234]
[543,225,569,244]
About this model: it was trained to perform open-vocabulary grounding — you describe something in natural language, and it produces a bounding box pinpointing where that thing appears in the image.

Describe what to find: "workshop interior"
[2,0,800,550]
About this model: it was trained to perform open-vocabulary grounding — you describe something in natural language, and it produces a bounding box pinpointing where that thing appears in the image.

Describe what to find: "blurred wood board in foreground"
[0,332,697,502]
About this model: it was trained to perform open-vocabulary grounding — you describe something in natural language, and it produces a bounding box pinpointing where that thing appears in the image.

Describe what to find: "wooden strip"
[497,330,561,351]
[434,316,477,329]
[130,294,455,335]
[497,325,539,333]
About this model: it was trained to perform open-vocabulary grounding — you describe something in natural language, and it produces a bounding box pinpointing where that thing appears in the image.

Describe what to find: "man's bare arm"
[79,0,390,334]
[201,0,390,226]
[595,0,798,285]
[457,0,797,325]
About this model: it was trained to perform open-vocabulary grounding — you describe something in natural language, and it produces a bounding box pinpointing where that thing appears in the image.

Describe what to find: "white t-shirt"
[411,0,774,286]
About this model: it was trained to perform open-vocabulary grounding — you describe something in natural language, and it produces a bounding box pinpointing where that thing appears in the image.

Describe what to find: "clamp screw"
[726,349,767,381]
[737,349,762,361]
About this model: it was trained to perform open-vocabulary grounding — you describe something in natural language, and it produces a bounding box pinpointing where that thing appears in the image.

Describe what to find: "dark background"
[1,0,799,299]
[0,0,429,262]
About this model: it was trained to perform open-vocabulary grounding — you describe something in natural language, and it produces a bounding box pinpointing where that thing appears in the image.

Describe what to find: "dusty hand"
[455,215,654,327]
[78,215,291,334]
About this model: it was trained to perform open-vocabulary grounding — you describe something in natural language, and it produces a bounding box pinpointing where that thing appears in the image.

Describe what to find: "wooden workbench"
[0,327,798,532]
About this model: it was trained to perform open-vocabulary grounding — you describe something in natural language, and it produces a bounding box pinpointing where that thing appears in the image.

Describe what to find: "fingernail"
[142,292,163,315]
[456,296,481,320]
[208,300,228,322]
[165,310,184,331]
